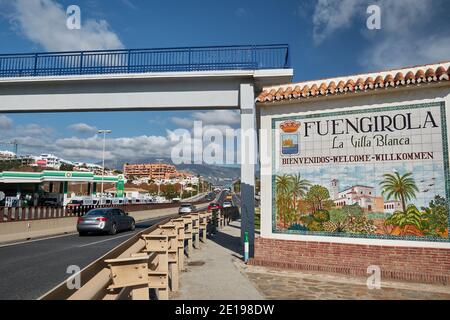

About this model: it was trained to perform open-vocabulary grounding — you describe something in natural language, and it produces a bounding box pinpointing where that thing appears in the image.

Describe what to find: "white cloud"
[361,0,450,69]
[192,110,240,126]
[0,115,12,130]
[54,134,176,161]
[121,0,138,10]
[69,123,98,134]
[312,0,450,69]
[312,0,363,45]
[172,110,240,128]
[9,0,123,51]
[235,8,247,17]
[171,117,194,128]
[16,124,53,137]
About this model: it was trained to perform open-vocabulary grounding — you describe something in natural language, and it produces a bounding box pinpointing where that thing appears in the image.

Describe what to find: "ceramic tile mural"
[272,102,449,242]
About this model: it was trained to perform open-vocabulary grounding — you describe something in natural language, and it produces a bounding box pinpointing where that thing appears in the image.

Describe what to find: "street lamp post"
[156,158,164,197]
[98,130,112,203]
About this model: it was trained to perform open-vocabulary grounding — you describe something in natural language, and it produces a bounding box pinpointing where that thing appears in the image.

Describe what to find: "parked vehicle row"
[66,196,161,208]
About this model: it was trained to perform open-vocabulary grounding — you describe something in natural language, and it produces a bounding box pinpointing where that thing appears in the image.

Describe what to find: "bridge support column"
[240,83,256,258]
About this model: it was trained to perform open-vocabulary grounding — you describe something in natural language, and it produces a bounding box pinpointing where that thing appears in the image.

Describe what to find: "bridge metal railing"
[0,44,290,78]
[40,208,234,300]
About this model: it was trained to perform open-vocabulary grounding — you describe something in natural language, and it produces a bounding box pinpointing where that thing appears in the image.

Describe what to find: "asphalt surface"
[0,196,220,300]
[0,214,181,300]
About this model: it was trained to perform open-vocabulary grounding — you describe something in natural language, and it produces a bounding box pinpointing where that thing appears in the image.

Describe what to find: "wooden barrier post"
[199,213,208,242]
[182,216,193,257]
[159,223,179,292]
[105,255,150,300]
[191,213,200,249]
[141,234,169,300]
[171,218,186,271]
[218,210,224,229]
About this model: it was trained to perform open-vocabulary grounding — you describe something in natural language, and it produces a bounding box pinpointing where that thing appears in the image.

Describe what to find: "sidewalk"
[241,264,450,300]
[172,220,450,300]
[172,220,264,300]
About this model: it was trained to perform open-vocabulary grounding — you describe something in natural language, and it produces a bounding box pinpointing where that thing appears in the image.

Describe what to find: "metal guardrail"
[40,209,234,300]
[0,44,290,78]
[0,200,206,223]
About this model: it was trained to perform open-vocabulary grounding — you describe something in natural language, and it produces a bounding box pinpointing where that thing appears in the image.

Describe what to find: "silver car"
[77,208,136,236]
[178,203,197,215]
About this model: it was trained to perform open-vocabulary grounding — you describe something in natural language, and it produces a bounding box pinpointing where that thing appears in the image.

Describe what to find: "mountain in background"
[104,157,240,185]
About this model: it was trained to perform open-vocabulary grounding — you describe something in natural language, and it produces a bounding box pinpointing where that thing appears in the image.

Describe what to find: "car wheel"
[109,223,118,235]
[130,221,136,231]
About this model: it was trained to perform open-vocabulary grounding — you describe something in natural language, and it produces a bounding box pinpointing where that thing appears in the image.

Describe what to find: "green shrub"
[312,209,330,222]
[307,220,324,231]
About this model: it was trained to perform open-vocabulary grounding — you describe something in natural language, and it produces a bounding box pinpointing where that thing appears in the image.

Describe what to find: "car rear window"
[180,204,192,208]
[86,209,110,216]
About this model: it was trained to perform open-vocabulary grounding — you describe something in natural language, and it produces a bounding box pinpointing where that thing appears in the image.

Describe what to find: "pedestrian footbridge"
[0,44,293,255]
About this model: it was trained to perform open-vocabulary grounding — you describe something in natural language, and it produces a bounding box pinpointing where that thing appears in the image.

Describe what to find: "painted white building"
[334,185,375,207]
[384,200,403,214]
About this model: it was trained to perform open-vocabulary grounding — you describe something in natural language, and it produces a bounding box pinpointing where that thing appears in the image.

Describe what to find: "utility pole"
[98,130,112,203]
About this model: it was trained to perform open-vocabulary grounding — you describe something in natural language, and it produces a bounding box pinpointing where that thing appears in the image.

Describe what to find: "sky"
[0,0,449,164]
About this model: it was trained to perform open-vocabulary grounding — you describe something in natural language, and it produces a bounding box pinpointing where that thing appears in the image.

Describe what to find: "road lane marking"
[77,233,134,248]
[0,232,78,249]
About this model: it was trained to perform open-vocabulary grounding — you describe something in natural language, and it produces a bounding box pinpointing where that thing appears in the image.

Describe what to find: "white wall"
[259,83,450,249]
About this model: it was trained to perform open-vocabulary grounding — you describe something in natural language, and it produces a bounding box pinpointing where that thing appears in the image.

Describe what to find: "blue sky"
[0,0,449,164]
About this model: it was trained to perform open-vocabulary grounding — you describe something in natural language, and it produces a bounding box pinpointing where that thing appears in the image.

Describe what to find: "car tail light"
[96,217,108,222]
[77,217,84,223]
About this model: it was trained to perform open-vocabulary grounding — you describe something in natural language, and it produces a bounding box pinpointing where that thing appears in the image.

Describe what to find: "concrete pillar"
[240,83,256,258]
[16,184,22,198]
[63,181,68,206]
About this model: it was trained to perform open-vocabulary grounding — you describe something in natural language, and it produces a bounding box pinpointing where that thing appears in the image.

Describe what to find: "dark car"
[77,208,135,236]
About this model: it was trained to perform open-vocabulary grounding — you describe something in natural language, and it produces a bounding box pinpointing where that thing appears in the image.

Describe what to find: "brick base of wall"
[250,237,450,285]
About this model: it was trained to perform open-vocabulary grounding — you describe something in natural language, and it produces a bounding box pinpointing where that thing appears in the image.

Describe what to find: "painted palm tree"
[290,173,311,213]
[275,174,293,227]
[380,172,419,212]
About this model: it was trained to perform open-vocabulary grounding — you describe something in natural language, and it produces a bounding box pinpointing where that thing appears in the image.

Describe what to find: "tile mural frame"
[271,101,450,243]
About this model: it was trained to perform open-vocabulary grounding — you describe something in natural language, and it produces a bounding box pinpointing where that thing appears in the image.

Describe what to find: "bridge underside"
[0,69,293,257]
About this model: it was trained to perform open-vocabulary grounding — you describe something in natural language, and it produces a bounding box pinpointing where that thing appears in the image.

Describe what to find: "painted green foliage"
[275,171,449,239]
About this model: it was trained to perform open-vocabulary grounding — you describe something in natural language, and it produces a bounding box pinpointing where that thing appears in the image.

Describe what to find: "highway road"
[0,205,208,300]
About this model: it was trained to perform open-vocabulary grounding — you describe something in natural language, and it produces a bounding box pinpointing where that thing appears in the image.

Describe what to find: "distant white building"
[0,150,15,159]
[33,154,61,168]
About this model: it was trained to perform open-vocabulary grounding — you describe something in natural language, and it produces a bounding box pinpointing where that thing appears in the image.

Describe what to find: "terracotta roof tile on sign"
[256,62,450,103]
